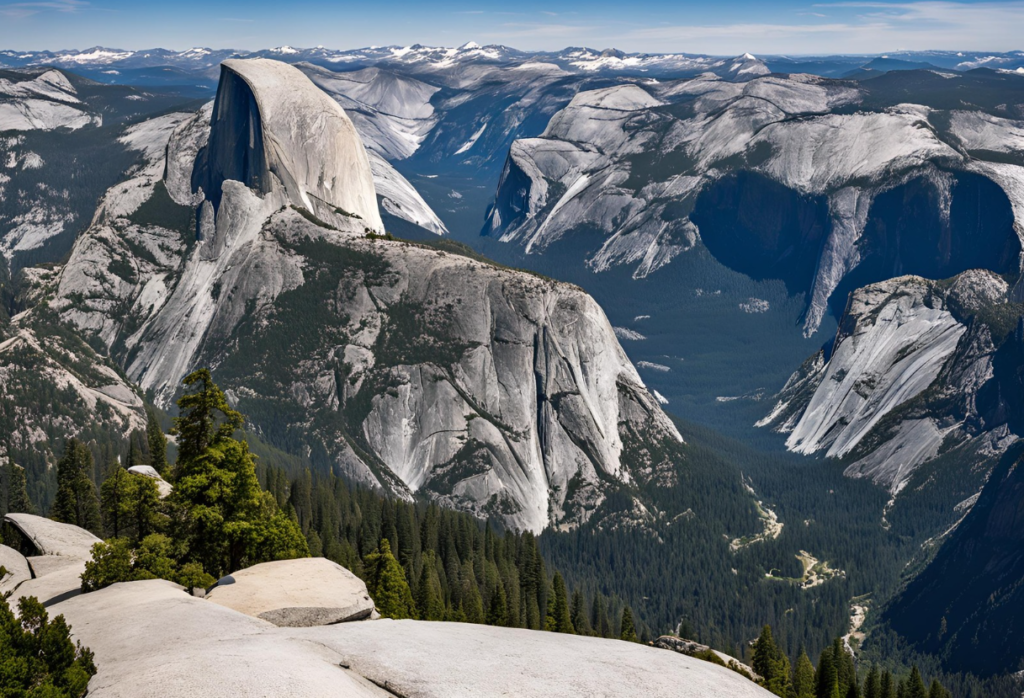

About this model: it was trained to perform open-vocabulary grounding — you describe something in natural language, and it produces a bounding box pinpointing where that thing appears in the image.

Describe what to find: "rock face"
[50,578,773,698]
[194,58,383,232]
[0,69,99,131]
[1,513,101,608]
[485,71,1024,336]
[0,543,32,594]
[49,58,684,533]
[760,270,1022,495]
[884,443,1024,677]
[206,557,375,626]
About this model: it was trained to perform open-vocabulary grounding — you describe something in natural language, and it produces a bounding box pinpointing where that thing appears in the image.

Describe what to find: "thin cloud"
[0,0,87,18]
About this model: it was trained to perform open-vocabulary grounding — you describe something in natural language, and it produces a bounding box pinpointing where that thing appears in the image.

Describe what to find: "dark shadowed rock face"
[190,58,383,232]
[193,64,270,210]
[884,443,1024,676]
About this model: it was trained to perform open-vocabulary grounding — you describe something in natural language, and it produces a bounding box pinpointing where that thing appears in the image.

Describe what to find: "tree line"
[752,624,950,698]
[7,369,642,643]
[263,459,642,639]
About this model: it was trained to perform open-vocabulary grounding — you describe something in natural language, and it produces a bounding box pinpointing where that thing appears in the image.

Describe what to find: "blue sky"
[0,0,1020,55]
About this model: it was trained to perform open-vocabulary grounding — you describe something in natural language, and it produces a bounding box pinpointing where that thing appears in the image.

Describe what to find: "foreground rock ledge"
[52,579,773,697]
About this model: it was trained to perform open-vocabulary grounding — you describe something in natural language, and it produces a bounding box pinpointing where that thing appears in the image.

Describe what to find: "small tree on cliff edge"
[170,368,307,576]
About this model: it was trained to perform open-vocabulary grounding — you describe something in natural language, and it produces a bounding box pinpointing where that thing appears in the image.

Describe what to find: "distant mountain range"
[3,44,1024,88]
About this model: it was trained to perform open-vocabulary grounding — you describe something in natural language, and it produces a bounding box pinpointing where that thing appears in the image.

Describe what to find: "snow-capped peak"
[460,41,482,50]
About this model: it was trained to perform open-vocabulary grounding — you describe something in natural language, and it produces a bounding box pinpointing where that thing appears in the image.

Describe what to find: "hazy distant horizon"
[0,0,1021,56]
[2,43,1022,59]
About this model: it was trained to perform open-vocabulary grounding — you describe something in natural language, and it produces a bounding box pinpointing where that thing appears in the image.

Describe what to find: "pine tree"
[2,460,32,514]
[173,368,242,466]
[99,465,133,539]
[906,667,927,698]
[129,472,160,541]
[570,589,591,635]
[306,529,323,557]
[753,625,779,685]
[793,649,817,698]
[170,369,307,574]
[880,670,895,698]
[363,539,417,619]
[816,647,837,698]
[833,639,855,697]
[486,576,509,626]
[549,572,574,634]
[927,679,949,698]
[460,566,485,624]
[864,666,881,698]
[620,605,638,642]
[51,439,102,534]
[752,625,791,697]
[416,553,446,621]
[592,594,611,638]
[145,408,167,474]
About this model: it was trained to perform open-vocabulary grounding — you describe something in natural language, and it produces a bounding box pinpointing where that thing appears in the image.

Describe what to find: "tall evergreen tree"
[816,647,837,698]
[570,589,591,636]
[833,639,856,697]
[486,576,509,627]
[752,625,792,697]
[880,671,895,698]
[364,539,416,620]
[170,369,307,575]
[906,667,927,698]
[548,572,574,634]
[927,680,949,698]
[51,439,101,534]
[145,408,167,474]
[593,593,611,638]
[793,649,817,698]
[753,625,779,684]
[620,606,638,642]
[2,459,32,514]
[99,465,133,539]
[864,666,881,698]
[415,552,446,621]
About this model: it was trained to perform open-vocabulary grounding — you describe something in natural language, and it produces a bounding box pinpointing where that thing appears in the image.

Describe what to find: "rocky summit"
[35,58,684,533]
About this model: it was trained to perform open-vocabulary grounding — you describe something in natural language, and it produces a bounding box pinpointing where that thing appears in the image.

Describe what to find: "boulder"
[127,465,173,498]
[654,634,760,680]
[206,557,375,626]
[2,513,100,608]
[4,512,101,558]
[654,634,711,655]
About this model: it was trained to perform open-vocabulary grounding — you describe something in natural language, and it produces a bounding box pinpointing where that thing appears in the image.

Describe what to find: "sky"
[0,0,1020,56]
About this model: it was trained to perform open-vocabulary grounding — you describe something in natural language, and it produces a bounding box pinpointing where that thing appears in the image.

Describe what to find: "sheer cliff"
[484,70,1024,337]
[47,58,686,532]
